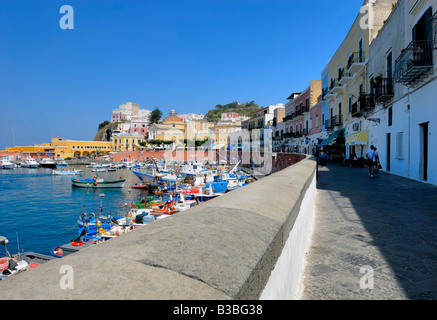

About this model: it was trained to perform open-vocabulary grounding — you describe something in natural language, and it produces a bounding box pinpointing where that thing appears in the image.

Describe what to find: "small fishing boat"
[53,167,83,175]
[39,158,57,168]
[131,183,149,189]
[58,161,68,167]
[72,177,126,188]
[1,236,54,278]
[51,241,97,258]
[0,157,14,169]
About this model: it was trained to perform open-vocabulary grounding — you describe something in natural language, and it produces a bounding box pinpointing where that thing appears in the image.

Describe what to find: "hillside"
[93,121,120,141]
[205,101,261,122]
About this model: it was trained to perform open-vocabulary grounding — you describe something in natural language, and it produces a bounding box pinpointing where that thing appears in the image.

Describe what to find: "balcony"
[330,78,343,94]
[325,115,342,129]
[359,94,375,113]
[347,51,366,74]
[321,87,329,100]
[338,68,354,85]
[373,78,394,104]
[351,101,361,118]
[433,12,437,50]
[394,40,433,86]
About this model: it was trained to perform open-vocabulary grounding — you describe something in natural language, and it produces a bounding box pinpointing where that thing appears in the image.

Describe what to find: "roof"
[164,115,184,123]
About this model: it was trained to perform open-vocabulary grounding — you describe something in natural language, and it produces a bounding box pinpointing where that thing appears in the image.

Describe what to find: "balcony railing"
[325,115,342,128]
[321,87,329,99]
[433,12,437,50]
[339,68,353,85]
[373,78,394,104]
[394,40,433,86]
[359,94,375,112]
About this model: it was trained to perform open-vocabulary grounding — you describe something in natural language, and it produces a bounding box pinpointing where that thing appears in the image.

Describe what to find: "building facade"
[368,0,437,184]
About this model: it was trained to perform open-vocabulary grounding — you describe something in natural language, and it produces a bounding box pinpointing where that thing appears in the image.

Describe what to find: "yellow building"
[148,114,187,141]
[323,0,397,128]
[112,134,145,152]
[6,138,113,159]
[213,123,243,148]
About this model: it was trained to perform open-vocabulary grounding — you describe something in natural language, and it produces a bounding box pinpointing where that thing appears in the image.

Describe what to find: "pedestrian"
[366,145,379,177]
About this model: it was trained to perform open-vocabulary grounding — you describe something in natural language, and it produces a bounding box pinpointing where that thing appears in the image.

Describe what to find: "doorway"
[420,122,429,181]
[386,133,391,172]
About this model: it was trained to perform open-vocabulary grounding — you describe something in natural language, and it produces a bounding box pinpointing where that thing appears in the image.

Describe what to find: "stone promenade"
[302,164,437,300]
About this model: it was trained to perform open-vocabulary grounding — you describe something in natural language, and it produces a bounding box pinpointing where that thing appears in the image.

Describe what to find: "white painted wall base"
[260,173,316,300]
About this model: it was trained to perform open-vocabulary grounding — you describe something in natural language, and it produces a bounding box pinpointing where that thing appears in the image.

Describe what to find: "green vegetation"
[205,101,261,122]
[139,140,174,146]
[98,120,111,129]
[148,107,163,125]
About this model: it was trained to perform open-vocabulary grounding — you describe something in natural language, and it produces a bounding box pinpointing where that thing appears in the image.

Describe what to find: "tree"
[148,107,163,125]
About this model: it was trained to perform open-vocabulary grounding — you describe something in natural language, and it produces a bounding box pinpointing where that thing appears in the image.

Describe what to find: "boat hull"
[72,178,126,188]
[21,164,39,168]
[53,170,82,175]
[40,163,57,168]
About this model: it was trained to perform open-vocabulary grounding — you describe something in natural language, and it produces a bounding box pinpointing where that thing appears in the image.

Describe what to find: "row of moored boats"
[0,158,255,281]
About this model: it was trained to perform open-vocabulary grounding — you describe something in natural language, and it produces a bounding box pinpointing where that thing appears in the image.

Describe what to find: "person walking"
[366,145,379,177]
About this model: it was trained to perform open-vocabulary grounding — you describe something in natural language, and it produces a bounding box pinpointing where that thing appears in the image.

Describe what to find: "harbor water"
[0,166,147,257]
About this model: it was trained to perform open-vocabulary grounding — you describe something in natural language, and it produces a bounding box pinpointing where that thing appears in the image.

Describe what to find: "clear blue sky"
[0,0,364,149]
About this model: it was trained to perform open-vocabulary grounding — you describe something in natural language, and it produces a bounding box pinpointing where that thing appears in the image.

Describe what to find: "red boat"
[131,184,148,189]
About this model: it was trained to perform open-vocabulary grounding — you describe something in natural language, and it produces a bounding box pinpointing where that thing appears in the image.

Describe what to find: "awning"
[346,130,369,145]
[321,129,345,146]
[212,144,226,150]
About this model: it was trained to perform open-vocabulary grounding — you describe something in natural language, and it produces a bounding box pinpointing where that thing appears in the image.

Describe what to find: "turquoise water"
[0,166,147,256]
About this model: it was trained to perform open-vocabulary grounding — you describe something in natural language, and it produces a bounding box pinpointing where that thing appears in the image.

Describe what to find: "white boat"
[58,161,68,167]
[21,158,39,168]
[53,169,83,175]
[39,158,57,168]
[0,157,14,169]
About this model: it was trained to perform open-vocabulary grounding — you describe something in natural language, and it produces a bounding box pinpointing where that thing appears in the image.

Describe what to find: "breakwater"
[0,155,316,299]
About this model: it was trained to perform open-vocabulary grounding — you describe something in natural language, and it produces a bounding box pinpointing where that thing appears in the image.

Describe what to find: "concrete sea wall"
[0,156,317,300]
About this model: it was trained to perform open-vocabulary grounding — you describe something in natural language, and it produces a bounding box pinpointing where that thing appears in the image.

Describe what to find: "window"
[387,51,393,79]
[349,97,352,113]
[359,38,363,62]
[316,115,319,128]
[388,106,393,126]
[396,132,404,159]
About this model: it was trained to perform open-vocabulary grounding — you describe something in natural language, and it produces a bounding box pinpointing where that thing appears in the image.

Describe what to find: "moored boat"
[0,157,14,169]
[50,241,97,258]
[72,177,126,188]
[53,168,83,175]
[39,158,57,168]
[20,158,39,168]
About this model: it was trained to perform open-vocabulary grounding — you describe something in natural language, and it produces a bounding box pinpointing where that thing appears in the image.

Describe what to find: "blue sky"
[0,0,364,149]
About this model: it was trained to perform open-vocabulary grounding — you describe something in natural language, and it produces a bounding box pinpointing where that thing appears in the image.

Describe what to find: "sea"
[0,165,148,257]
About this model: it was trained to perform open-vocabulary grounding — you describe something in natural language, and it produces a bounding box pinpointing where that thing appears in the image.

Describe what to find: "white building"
[111,102,151,123]
[368,0,437,185]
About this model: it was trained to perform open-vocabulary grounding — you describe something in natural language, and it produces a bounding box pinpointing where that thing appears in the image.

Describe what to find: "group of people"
[318,144,381,178]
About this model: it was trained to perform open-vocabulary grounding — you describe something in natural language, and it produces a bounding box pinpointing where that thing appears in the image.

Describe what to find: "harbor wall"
[0,156,317,300]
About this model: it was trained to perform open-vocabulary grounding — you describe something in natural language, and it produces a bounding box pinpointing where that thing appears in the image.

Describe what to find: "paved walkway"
[302,164,437,300]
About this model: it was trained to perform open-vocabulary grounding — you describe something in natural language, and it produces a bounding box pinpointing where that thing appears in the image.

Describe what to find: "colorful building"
[321,0,398,157]
[5,138,113,159]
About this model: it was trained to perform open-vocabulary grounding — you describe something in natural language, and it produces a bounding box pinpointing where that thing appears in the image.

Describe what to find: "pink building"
[129,120,148,135]
[290,88,310,136]
[112,112,128,123]
[309,102,323,135]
